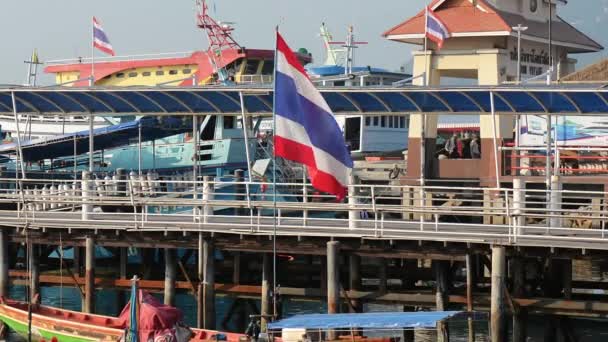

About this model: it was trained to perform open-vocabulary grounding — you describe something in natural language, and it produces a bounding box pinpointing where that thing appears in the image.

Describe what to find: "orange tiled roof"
[383,0,510,37]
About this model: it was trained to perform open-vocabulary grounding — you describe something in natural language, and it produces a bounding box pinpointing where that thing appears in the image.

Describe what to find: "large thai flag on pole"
[93,17,115,56]
[274,32,353,200]
[425,7,450,49]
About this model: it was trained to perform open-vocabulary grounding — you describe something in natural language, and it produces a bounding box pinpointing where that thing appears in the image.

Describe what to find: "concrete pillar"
[200,237,215,329]
[261,253,272,331]
[29,244,40,304]
[164,249,177,306]
[348,254,362,313]
[327,241,340,314]
[490,246,506,342]
[84,236,95,313]
[0,229,8,298]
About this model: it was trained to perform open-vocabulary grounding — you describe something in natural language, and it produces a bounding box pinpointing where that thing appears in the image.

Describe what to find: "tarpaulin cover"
[268,311,461,330]
[118,291,184,342]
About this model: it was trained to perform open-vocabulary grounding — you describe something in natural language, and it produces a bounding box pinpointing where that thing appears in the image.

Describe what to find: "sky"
[1,0,608,85]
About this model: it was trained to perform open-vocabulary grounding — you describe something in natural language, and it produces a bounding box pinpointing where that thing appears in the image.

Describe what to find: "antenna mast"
[24,49,43,86]
[196,0,241,82]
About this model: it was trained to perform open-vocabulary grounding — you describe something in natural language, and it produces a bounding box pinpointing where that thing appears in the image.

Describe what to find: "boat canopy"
[0,116,191,161]
[267,311,462,330]
[2,86,608,115]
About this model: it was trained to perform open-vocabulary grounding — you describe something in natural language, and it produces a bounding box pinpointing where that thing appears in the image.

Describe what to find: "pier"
[1,86,608,341]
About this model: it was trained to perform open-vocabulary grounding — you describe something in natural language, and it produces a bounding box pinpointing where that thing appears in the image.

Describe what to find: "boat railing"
[236,74,274,84]
[46,51,196,66]
[0,175,606,250]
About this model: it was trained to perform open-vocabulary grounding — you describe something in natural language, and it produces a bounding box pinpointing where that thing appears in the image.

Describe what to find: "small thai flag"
[274,31,353,200]
[425,7,450,49]
[93,17,115,56]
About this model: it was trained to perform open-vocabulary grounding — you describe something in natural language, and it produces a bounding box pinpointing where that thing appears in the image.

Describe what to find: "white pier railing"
[0,175,606,250]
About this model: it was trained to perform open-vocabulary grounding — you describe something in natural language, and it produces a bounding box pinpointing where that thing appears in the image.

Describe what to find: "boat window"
[169,70,178,75]
[156,70,165,76]
[380,116,386,127]
[365,117,371,126]
[399,117,405,128]
[261,61,274,75]
[373,117,379,126]
[334,81,345,86]
[142,71,151,77]
[224,116,236,129]
[345,117,361,151]
[183,69,192,74]
[244,60,259,74]
[116,73,125,78]
[128,72,138,77]
[389,116,394,128]
[200,116,216,140]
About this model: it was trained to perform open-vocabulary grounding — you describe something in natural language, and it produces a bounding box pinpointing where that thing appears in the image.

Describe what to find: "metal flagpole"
[271,26,279,323]
[419,7,429,228]
[91,17,95,86]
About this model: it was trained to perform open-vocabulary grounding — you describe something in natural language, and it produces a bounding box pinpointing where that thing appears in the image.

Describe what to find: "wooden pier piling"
[84,236,95,313]
[29,243,40,304]
[490,246,506,342]
[164,248,177,306]
[349,254,362,313]
[327,241,340,315]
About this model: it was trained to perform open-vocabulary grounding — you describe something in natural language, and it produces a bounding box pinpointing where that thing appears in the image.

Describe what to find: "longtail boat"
[0,297,246,342]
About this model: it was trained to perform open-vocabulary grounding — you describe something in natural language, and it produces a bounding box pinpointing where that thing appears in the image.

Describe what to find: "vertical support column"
[349,254,361,313]
[202,176,214,223]
[164,248,176,306]
[348,174,359,230]
[327,241,340,341]
[201,237,215,329]
[327,241,340,314]
[465,253,475,342]
[511,256,527,342]
[549,175,563,231]
[232,252,241,285]
[490,246,506,342]
[0,229,8,298]
[433,260,449,311]
[29,244,40,304]
[82,171,92,221]
[84,236,95,313]
[261,253,272,331]
[197,235,204,329]
[513,178,524,238]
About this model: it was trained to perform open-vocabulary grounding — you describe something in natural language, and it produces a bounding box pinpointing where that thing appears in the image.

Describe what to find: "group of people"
[439,132,481,159]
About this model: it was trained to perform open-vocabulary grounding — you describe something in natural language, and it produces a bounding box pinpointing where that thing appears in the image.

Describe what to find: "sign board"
[519,115,608,146]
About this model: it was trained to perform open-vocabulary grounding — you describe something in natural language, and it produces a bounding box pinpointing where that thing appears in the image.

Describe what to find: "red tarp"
[118,290,184,341]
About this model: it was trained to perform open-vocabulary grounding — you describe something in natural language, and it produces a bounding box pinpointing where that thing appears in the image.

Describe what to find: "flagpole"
[424,7,428,87]
[271,25,279,324]
[91,16,95,86]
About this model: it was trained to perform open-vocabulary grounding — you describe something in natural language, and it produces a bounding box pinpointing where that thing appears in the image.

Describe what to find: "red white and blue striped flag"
[425,7,450,49]
[93,17,115,56]
[273,32,353,200]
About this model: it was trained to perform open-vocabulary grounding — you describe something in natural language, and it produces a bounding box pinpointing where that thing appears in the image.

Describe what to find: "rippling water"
[5,286,608,342]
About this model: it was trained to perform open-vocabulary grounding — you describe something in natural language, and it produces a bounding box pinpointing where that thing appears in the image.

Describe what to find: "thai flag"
[274,32,353,200]
[425,7,450,49]
[93,17,115,56]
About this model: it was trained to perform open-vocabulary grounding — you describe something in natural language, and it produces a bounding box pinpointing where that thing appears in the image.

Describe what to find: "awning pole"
[239,92,253,181]
[89,113,94,173]
[10,92,26,179]
[490,92,500,189]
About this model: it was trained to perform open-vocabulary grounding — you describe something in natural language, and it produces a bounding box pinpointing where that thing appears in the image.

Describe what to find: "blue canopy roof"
[1,86,608,116]
[267,311,461,330]
[0,116,191,161]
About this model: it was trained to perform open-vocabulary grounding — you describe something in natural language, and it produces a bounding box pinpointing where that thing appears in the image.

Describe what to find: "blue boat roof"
[0,116,191,161]
[1,86,608,115]
[267,311,461,330]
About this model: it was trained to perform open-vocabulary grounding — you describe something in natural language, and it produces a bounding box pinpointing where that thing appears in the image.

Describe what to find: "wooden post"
[84,236,95,313]
[233,252,241,285]
[434,260,449,311]
[466,253,475,342]
[164,248,177,306]
[490,246,506,342]
[0,229,8,298]
[197,235,204,329]
[261,253,272,331]
[349,254,361,313]
[29,244,40,304]
[327,241,340,314]
[202,237,215,329]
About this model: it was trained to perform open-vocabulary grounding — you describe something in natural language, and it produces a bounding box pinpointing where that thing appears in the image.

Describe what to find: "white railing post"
[202,176,214,224]
[512,178,524,241]
[82,171,92,221]
[348,174,359,230]
[549,175,563,233]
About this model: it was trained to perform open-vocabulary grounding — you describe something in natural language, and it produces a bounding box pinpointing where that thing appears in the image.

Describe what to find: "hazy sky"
[1,0,607,85]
